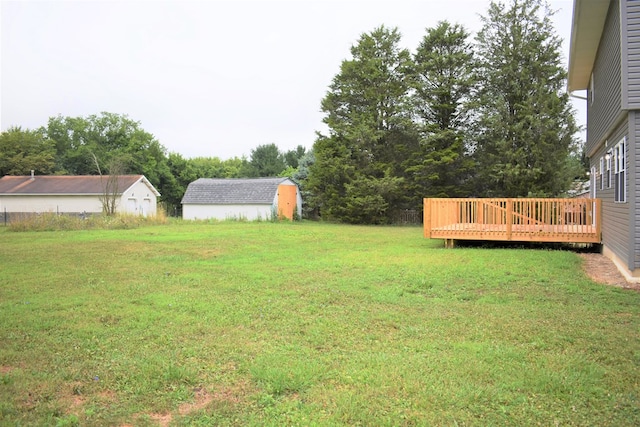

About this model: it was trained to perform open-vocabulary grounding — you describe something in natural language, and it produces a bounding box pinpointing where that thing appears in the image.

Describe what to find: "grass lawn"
[0,221,638,426]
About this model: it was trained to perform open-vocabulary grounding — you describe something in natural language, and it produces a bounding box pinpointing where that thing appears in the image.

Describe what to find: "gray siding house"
[569,0,640,278]
[181,177,302,221]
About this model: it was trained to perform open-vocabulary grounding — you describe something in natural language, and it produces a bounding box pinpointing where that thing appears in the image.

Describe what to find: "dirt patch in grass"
[178,387,214,415]
[580,253,640,291]
[209,380,254,406]
[148,413,173,427]
[124,383,252,427]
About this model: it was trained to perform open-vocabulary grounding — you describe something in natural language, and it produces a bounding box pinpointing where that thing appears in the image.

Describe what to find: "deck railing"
[424,198,601,244]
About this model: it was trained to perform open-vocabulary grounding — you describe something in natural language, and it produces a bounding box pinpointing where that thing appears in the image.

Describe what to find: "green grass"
[0,221,638,426]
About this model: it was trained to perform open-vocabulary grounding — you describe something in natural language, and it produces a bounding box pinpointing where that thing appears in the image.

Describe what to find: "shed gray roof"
[181,177,294,205]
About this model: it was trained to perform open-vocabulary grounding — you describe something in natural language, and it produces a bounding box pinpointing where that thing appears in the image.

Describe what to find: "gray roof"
[181,177,293,205]
[0,175,160,196]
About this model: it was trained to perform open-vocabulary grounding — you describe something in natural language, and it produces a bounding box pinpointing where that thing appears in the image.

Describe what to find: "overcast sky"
[1,0,581,160]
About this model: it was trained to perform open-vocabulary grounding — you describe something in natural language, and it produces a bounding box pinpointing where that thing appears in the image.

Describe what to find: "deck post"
[423,198,432,238]
[595,198,602,240]
[506,199,513,241]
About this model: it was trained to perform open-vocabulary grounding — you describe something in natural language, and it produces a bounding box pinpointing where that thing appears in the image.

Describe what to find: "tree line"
[307,0,584,223]
[0,0,585,223]
[0,113,308,215]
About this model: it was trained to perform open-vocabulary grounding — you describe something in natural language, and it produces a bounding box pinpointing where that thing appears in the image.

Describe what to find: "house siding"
[623,0,640,108]
[621,0,640,272]
[587,0,622,154]
[592,117,630,269]
[631,111,640,270]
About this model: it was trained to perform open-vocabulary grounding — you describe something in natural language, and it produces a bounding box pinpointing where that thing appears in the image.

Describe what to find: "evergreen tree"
[307,134,356,220]
[309,26,414,223]
[291,149,316,218]
[473,0,579,197]
[406,21,476,201]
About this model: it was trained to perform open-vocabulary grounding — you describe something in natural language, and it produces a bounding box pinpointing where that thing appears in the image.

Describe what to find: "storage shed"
[0,174,160,219]
[181,177,302,221]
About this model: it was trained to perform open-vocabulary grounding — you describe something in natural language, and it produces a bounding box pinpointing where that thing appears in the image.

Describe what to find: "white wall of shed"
[0,195,103,213]
[182,204,274,221]
[119,180,158,216]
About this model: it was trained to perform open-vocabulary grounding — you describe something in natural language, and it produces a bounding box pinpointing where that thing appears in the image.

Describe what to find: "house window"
[614,137,626,203]
[599,157,604,190]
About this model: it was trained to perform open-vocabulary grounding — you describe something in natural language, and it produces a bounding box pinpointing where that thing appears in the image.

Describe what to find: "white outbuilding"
[181,177,302,221]
[0,174,160,219]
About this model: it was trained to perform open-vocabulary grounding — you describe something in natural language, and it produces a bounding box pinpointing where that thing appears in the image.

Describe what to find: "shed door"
[277,184,297,220]
[127,198,137,214]
[142,198,151,217]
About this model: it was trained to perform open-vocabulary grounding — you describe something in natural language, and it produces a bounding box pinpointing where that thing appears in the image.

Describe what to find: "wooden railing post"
[423,198,432,238]
[506,199,513,241]
[595,198,602,242]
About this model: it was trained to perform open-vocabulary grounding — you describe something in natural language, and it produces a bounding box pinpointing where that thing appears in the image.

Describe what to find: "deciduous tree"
[42,112,169,181]
[0,127,56,176]
[42,112,177,214]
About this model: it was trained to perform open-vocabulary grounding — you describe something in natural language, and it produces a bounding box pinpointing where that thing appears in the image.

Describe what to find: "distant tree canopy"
[243,143,287,177]
[41,112,181,210]
[1,0,582,222]
[0,127,56,176]
[0,112,306,216]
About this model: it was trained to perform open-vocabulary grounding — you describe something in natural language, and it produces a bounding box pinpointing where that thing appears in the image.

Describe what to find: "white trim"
[606,153,612,188]
[614,137,627,203]
[599,156,604,190]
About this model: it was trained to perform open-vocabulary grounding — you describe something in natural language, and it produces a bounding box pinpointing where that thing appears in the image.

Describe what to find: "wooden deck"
[424,198,601,245]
